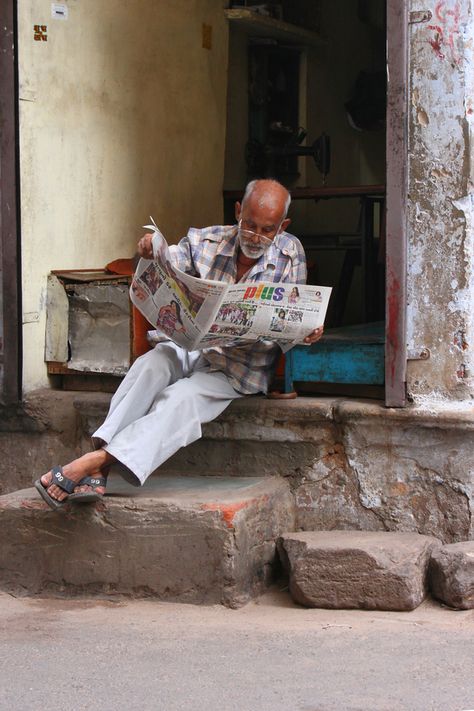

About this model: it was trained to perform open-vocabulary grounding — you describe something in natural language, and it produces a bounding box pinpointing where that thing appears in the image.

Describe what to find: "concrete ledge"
[9,389,472,446]
[74,392,474,438]
[0,475,295,607]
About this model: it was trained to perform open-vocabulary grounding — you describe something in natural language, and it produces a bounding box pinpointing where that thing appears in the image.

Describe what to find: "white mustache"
[240,242,265,258]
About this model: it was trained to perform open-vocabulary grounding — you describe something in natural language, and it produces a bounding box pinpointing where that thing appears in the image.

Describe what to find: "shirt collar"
[215,226,239,258]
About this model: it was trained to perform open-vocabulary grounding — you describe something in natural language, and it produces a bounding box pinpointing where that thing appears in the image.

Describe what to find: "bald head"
[241,179,291,221]
[235,179,292,260]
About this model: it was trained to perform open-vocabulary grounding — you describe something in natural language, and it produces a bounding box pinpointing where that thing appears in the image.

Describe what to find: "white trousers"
[92,342,243,486]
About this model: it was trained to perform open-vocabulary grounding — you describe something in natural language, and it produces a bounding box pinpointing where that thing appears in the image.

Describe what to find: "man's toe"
[74,485,91,494]
[47,484,65,500]
[41,472,52,487]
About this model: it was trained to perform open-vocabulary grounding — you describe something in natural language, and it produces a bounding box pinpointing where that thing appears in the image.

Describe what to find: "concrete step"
[73,392,338,478]
[278,530,441,611]
[0,475,295,607]
[3,388,473,544]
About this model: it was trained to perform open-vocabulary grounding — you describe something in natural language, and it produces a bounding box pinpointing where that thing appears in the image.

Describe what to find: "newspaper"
[130,221,332,351]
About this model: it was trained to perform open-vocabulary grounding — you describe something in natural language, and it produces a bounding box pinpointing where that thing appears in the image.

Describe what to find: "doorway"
[223,0,407,406]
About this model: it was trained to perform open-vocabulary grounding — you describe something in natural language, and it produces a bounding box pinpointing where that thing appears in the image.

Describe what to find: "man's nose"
[250,232,261,243]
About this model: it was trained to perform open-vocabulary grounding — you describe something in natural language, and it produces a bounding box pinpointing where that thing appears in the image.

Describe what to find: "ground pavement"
[0,588,473,711]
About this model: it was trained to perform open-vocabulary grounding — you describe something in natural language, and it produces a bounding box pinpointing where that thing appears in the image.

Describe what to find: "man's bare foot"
[40,450,115,502]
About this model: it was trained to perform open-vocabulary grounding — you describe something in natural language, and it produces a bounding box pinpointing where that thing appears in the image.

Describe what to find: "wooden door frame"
[0,0,21,404]
[385,0,408,407]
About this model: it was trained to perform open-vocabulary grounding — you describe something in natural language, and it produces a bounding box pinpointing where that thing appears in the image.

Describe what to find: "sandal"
[68,475,107,504]
[34,465,78,510]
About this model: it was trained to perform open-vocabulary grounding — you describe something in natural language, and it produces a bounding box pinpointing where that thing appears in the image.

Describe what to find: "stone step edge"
[0,475,292,525]
[72,391,474,438]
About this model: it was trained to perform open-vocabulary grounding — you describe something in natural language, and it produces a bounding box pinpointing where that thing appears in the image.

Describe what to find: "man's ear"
[281,218,291,232]
[235,202,242,222]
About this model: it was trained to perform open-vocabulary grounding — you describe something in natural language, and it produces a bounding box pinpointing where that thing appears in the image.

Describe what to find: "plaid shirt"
[165,224,307,394]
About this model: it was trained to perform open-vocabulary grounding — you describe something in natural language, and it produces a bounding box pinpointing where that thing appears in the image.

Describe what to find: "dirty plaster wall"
[407,0,474,400]
[19,0,229,392]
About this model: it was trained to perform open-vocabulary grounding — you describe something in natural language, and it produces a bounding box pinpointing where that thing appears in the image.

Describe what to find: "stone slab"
[429,541,474,609]
[0,475,295,608]
[278,530,440,611]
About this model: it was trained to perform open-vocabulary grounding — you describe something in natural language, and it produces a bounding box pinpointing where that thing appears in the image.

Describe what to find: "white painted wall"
[18,0,229,392]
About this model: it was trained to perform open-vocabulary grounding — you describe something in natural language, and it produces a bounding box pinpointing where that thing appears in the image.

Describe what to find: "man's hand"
[137,233,154,259]
[303,326,324,345]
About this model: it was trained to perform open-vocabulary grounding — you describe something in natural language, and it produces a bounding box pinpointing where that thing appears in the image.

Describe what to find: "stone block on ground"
[278,530,440,611]
[0,475,295,608]
[429,541,474,609]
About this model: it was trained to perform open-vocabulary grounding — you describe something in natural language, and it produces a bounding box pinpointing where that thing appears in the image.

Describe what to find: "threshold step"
[0,475,294,608]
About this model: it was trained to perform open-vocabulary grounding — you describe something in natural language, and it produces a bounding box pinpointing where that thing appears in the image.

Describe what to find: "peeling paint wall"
[18,0,229,392]
[407,0,474,400]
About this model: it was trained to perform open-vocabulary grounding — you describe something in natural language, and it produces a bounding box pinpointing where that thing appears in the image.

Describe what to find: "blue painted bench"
[285,321,385,393]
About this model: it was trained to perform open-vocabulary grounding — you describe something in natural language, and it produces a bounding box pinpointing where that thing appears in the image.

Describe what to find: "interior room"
[223,0,386,330]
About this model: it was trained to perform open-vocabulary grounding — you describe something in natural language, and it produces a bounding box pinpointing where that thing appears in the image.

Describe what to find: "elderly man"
[35,179,323,509]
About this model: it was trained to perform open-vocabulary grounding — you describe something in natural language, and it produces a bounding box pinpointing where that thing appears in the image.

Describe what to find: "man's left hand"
[303,326,324,345]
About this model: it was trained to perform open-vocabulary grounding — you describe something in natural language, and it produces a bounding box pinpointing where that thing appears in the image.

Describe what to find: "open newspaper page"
[130,223,227,350]
[130,221,332,350]
[197,282,332,349]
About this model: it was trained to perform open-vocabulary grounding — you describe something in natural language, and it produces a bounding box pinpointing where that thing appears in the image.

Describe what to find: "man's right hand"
[137,233,154,259]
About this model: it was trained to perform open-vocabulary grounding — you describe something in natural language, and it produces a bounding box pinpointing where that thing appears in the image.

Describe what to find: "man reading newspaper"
[35,179,324,508]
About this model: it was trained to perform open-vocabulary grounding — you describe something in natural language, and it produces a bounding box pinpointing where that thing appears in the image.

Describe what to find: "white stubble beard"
[238,233,266,260]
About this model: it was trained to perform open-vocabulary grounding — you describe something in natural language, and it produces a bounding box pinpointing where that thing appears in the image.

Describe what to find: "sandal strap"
[77,475,107,489]
[51,465,77,494]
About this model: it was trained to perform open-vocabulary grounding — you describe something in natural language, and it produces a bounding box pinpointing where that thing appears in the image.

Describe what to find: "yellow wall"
[19,0,229,391]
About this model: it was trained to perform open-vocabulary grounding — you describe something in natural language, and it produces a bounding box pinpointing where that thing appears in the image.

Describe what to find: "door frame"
[0,0,21,404]
[1,1,408,406]
[385,0,408,407]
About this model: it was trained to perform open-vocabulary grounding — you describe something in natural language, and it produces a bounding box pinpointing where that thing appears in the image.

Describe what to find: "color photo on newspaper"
[130,221,332,351]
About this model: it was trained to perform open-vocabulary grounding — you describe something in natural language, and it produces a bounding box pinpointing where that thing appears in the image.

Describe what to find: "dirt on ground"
[0,588,473,711]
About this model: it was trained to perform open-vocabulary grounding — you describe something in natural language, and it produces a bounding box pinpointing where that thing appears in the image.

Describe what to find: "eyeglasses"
[237,219,282,247]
